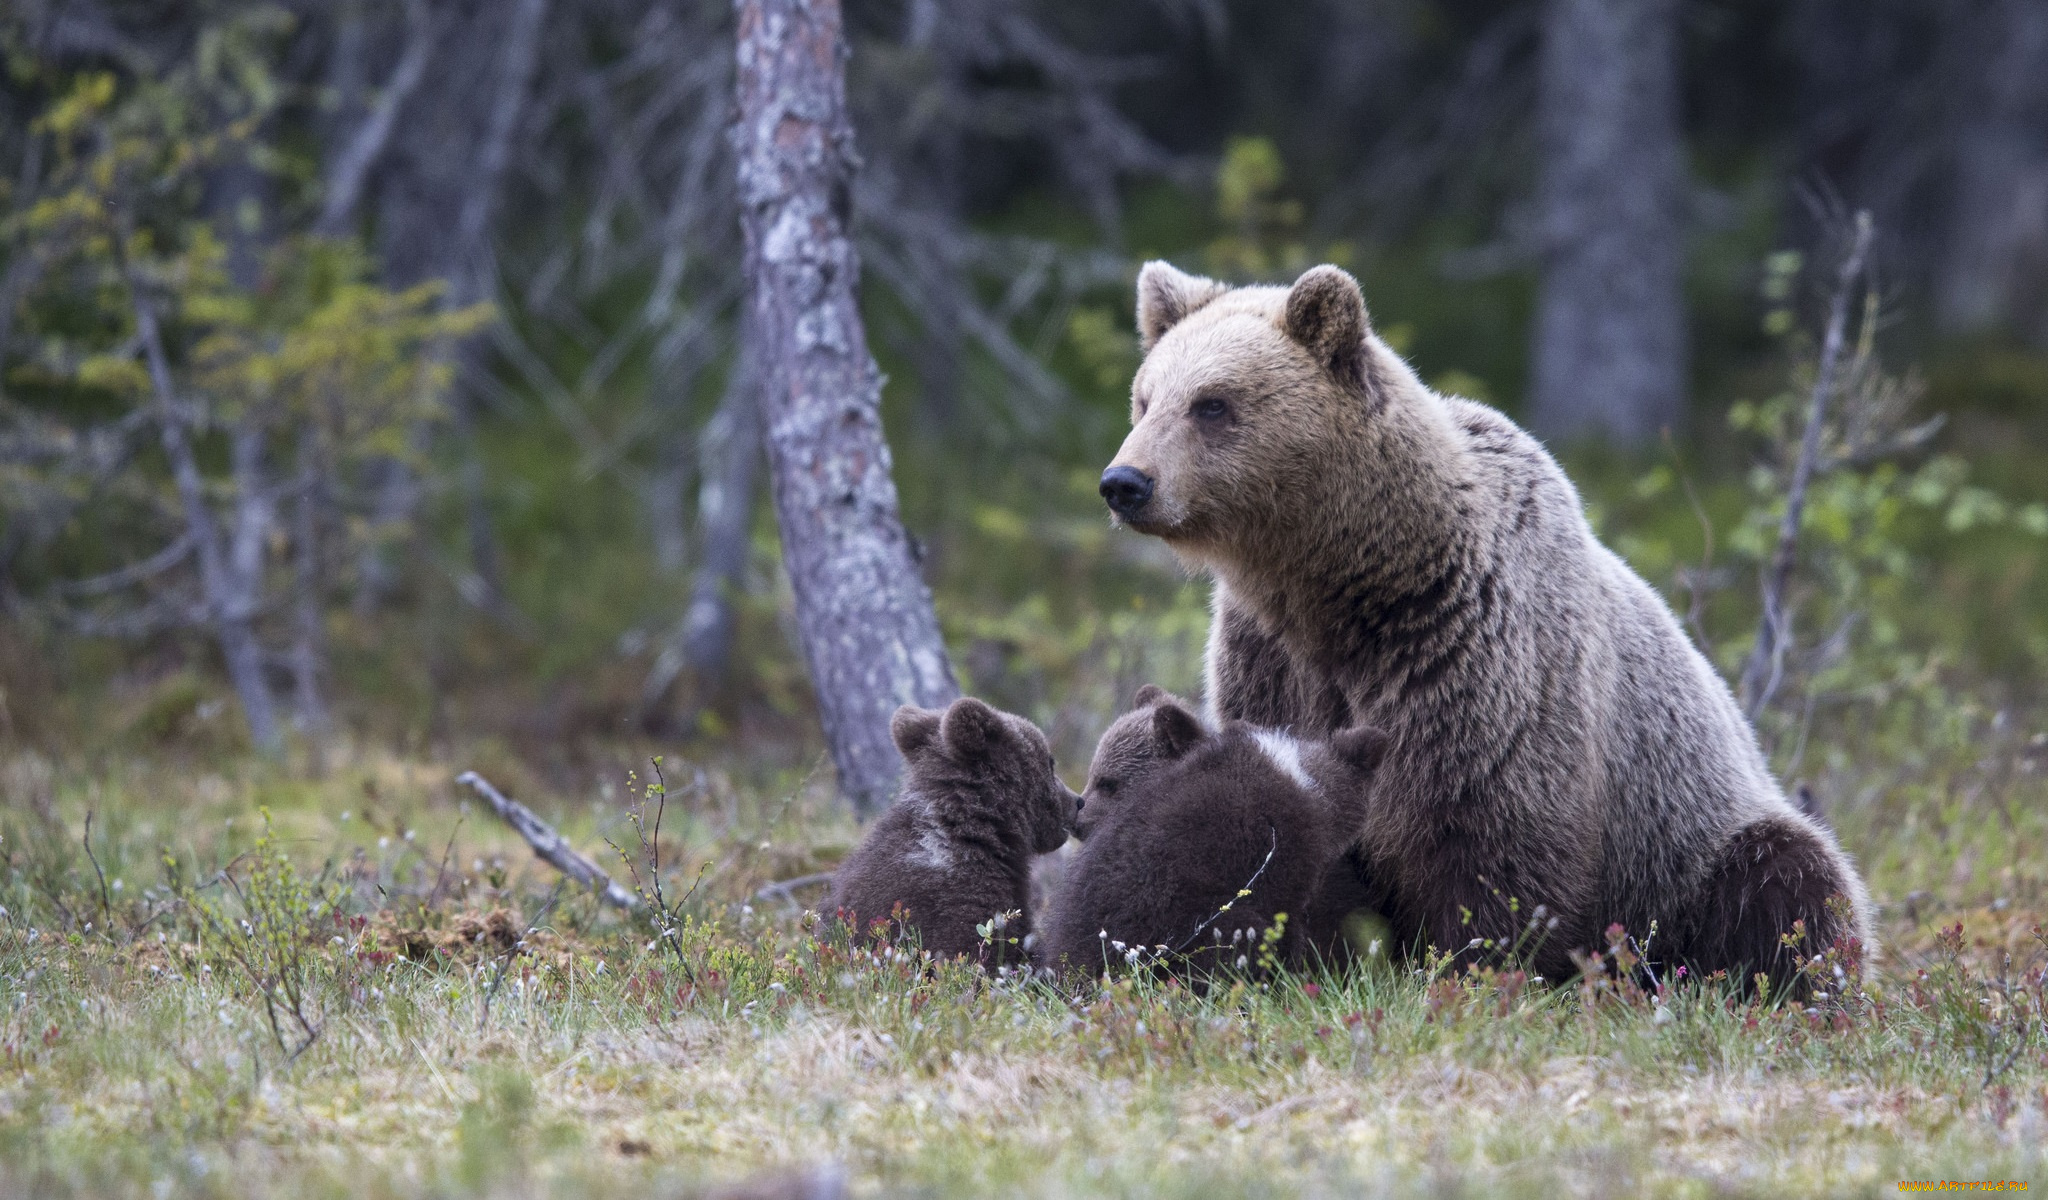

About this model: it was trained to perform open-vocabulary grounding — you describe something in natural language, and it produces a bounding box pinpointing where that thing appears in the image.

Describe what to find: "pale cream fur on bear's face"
[1107,265,1368,562]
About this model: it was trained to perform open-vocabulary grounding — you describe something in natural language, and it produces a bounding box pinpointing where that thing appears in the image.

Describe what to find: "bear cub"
[830,697,1078,966]
[1039,687,1387,981]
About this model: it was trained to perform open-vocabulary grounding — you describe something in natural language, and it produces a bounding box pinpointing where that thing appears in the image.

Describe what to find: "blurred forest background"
[3,0,2047,802]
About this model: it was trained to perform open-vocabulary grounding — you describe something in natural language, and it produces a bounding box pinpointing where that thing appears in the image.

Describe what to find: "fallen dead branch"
[755,871,835,907]
[455,770,640,910]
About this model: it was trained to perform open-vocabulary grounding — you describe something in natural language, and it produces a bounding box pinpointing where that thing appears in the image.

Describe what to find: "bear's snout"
[1099,465,1155,516]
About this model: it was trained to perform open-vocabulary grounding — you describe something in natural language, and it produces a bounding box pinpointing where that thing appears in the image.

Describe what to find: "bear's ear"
[1136,261,1228,352]
[1283,265,1369,386]
[940,696,1003,759]
[1131,683,1170,710]
[891,705,943,759]
[1328,725,1391,775]
[1151,701,1207,760]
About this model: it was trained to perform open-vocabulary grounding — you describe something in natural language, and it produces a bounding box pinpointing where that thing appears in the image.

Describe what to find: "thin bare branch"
[1740,211,1876,719]
[315,0,436,237]
[455,770,640,911]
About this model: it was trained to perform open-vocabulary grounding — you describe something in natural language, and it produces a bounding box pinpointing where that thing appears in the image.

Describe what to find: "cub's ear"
[1283,265,1369,386]
[891,705,943,759]
[1131,683,1171,710]
[1329,725,1391,775]
[940,696,1003,759]
[1136,261,1228,352]
[1151,701,1207,760]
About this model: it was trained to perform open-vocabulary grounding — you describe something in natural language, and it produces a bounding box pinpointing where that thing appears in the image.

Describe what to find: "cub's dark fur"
[830,698,1077,965]
[1041,690,1386,981]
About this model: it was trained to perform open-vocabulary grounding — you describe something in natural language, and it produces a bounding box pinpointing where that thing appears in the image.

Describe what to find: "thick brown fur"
[1071,684,1204,840]
[1040,689,1387,982]
[830,698,1078,966]
[1108,260,1875,986]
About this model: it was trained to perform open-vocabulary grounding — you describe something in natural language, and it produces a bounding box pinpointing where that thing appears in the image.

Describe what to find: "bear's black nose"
[1099,466,1154,516]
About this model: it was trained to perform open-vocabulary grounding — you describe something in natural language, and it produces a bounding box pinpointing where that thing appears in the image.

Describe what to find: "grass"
[1,740,2045,1200]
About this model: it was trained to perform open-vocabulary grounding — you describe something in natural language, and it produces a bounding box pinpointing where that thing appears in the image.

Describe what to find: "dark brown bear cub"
[1070,683,1189,841]
[1040,690,1387,981]
[830,697,1078,967]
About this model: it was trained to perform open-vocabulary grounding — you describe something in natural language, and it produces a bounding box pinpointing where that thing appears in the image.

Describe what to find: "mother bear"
[1098,261,1872,985]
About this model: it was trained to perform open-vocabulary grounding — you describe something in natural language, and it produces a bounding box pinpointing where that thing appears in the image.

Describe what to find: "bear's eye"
[1096,778,1118,798]
[1190,394,1230,422]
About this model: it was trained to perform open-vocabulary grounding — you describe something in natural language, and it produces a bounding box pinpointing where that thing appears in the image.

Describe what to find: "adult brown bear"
[1097,260,1873,986]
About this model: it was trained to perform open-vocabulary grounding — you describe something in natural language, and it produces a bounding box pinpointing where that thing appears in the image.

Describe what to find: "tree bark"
[733,0,958,814]
[1529,0,1687,444]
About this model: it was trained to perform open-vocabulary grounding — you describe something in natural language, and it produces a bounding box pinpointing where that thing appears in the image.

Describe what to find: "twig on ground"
[1740,211,1875,719]
[427,814,464,909]
[454,770,639,910]
[81,811,114,932]
[755,872,834,907]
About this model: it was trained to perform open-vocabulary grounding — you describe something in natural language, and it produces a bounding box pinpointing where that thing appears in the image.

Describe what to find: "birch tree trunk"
[1529,0,1687,444]
[733,0,958,814]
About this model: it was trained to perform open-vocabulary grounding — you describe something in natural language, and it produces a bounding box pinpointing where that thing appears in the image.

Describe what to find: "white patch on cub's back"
[1251,729,1315,791]
[897,790,956,871]
[912,824,955,871]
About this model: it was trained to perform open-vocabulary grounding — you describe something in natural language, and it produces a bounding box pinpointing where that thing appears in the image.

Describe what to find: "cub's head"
[891,697,1078,854]
[1077,684,1208,839]
[1100,262,1382,553]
